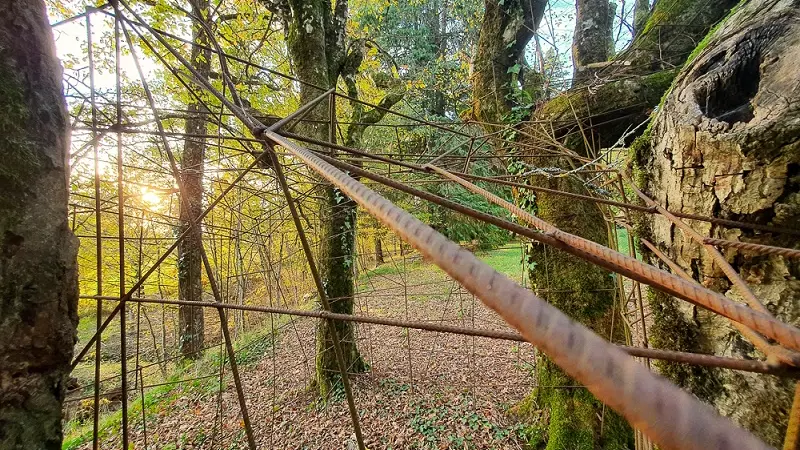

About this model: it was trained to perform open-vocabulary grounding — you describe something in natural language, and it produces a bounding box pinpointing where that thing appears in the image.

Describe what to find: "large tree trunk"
[637,0,800,445]
[508,0,737,447]
[281,0,368,398]
[0,1,78,447]
[512,5,630,446]
[470,0,546,127]
[178,0,211,359]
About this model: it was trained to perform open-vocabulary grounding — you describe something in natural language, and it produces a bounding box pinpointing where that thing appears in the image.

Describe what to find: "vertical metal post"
[86,10,103,450]
[117,18,257,449]
[784,383,800,450]
[112,2,130,447]
[259,93,366,450]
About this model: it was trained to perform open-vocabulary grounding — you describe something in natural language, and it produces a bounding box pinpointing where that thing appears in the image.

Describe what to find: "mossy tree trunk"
[636,0,800,444]
[0,1,78,447]
[572,0,615,81]
[508,0,737,447]
[261,0,404,398]
[178,0,212,360]
[470,0,546,127]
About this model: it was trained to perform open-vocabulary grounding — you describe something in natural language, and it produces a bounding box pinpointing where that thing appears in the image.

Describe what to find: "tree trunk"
[280,0,368,398]
[0,1,78,447]
[374,236,384,265]
[637,0,800,445]
[572,0,614,81]
[509,0,737,447]
[470,0,546,127]
[178,0,211,359]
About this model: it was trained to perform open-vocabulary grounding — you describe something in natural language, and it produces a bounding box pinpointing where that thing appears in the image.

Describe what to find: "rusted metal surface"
[82,295,799,378]
[259,132,770,450]
[427,164,800,354]
[704,237,800,259]
[784,383,800,450]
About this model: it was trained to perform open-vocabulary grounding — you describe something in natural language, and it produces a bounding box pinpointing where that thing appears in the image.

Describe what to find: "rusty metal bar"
[785,383,800,450]
[703,237,800,259]
[112,5,130,446]
[82,294,799,377]
[86,11,103,449]
[118,15,258,448]
[621,223,800,366]
[278,130,800,238]
[624,180,800,365]
[260,131,770,449]
[427,164,800,353]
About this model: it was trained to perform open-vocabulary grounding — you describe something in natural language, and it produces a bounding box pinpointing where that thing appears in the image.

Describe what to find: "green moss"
[512,361,632,450]
[647,289,723,402]
[685,0,747,65]
[0,62,41,212]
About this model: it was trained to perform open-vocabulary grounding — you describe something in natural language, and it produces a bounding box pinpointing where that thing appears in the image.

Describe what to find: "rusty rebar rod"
[278,130,800,238]
[427,164,800,353]
[784,383,800,450]
[82,294,799,377]
[260,131,770,449]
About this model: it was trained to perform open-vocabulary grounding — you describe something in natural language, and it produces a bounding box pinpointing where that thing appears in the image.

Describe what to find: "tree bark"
[509,0,737,447]
[572,0,614,81]
[0,1,78,448]
[178,0,212,359]
[374,236,384,265]
[470,0,546,127]
[637,0,800,444]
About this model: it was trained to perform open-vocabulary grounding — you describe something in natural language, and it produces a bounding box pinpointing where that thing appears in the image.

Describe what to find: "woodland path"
[77,248,538,449]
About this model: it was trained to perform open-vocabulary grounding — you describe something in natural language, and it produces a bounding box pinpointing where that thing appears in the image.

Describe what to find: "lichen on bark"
[636,0,800,444]
[0,1,78,447]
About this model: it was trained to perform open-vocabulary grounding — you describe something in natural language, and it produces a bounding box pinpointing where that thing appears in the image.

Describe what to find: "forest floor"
[64,245,541,449]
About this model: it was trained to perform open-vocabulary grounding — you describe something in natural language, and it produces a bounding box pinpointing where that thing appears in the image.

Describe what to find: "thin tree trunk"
[572,0,614,81]
[0,1,78,447]
[178,0,211,359]
[375,236,384,265]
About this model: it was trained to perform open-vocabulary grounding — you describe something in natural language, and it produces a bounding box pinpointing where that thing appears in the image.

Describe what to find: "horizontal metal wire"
[81,295,796,377]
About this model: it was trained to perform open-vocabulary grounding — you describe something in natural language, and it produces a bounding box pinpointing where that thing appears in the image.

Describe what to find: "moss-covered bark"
[178,0,211,360]
[282,0,368,398]
[470,0,545,127]
[509,0,739,446]
[0,1,78,447]
[636,0,800,444]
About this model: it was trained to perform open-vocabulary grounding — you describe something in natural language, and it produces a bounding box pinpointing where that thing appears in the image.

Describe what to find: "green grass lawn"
[477,245,525,281]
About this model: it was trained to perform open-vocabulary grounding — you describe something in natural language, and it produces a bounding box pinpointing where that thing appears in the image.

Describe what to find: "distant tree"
[0,0,78,447]
[178,0,212,360]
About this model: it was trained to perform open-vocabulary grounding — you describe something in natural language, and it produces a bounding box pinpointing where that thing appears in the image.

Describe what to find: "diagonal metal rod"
[118,16,257,449]
[426,164,800,354]
[261,130,770,450]
[114,12,367,445]
[252,93,366,450]
[70,151,269,370]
